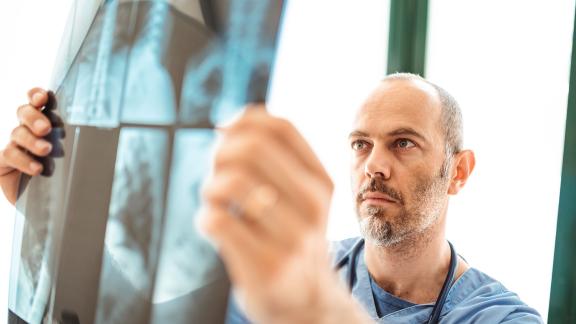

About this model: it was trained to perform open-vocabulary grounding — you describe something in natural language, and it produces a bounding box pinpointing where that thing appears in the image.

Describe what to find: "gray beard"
[357,162,451,248]
[359,207,402,248]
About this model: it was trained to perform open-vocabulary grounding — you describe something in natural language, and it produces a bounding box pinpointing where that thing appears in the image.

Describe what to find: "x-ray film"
[9,0,286,323]
[151,129,228,323]
[94,128,169,323]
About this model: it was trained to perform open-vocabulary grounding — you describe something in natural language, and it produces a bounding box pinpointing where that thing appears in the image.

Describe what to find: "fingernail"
[29,162,42,173]
[35,140,52,152]
[34,119,50,133]
[32,92,44,104]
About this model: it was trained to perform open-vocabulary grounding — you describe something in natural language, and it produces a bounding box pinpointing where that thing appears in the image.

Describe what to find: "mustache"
[357,176,404,205]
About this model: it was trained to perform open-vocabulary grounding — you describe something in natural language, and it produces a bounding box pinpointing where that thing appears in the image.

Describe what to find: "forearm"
[263,272,374,324]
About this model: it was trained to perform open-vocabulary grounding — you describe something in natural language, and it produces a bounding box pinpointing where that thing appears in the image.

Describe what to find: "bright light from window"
[426,0,575,317]
[269,0,390,240]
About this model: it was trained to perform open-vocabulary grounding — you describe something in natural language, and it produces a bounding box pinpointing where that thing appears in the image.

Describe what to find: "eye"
[394,138,416,149]
[351,139,370,151]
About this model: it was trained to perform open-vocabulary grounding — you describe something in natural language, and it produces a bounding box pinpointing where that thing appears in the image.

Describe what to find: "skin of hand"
[200,105,372,324]
[0,88,53,205]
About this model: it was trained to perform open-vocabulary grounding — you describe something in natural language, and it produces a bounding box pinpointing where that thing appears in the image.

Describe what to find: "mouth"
[361,192,399,205]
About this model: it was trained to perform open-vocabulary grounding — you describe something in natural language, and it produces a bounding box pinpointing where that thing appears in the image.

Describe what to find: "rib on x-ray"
[8,0,286,323]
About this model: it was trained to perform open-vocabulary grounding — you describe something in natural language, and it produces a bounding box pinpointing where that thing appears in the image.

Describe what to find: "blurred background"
[0,0,574,321]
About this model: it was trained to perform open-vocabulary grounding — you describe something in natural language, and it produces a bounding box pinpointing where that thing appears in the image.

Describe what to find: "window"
[269,0,390,239]
[426,0,575,316]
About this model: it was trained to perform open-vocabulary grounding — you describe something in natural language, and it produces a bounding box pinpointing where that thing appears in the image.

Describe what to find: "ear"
[448,150,475,195]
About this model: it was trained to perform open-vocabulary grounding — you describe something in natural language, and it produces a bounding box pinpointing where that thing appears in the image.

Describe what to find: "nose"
[364,146,392,180]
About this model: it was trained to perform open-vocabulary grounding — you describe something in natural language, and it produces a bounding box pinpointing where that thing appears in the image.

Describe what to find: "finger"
[224,107,331,184]
[0,152,15,177]
[27,88,48,108]
[241,184,279,223]
[17,104,52,136]
[1,143,43,176]
[214,134,330,226]
[243,186,316,251]
[203,168,309,248]
[11,126,53,156]
[202,167,259,218]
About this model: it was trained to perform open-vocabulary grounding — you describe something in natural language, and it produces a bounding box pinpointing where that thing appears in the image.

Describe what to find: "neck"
[363,213,465,304]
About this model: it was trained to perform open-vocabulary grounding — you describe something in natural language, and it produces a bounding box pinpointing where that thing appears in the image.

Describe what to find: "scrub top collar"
[349,241,479,323]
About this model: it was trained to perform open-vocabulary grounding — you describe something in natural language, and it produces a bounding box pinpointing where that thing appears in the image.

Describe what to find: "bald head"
[381,73,464,157]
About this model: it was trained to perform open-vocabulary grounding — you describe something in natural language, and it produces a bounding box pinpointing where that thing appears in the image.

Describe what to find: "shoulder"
[443,268,543,323]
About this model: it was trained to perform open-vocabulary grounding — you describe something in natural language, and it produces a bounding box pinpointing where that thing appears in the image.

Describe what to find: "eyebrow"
[348,127,429,144]
[348,130,369,138]
[388,127,428,143]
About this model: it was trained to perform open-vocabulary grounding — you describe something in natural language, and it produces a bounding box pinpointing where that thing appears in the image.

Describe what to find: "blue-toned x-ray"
[94,128,169,323]
[8,0,286,323]
[121,1,178,125]
[152,129,228,323]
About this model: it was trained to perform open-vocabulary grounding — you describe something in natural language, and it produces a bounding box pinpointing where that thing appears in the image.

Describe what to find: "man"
[1,73,542,323]
[201,73,543,323]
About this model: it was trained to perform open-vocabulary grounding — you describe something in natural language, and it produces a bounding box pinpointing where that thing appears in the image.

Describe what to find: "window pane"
[426,0,575,316]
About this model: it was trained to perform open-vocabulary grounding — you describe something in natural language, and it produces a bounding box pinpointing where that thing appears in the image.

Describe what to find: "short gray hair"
[383,73,463,157]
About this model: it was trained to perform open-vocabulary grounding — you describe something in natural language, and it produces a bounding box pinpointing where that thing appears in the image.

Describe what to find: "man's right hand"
[0,88,53,205]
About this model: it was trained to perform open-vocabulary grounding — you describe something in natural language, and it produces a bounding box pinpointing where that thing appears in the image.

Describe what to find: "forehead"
[353,79,443,138]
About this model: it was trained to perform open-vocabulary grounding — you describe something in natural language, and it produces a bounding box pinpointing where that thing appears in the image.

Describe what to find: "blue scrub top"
[226,237,544,323]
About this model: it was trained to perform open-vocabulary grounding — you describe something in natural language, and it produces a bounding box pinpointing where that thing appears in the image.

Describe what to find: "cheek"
[394,168,428,200]
[350,160,366,192]
[405,173,439,203]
